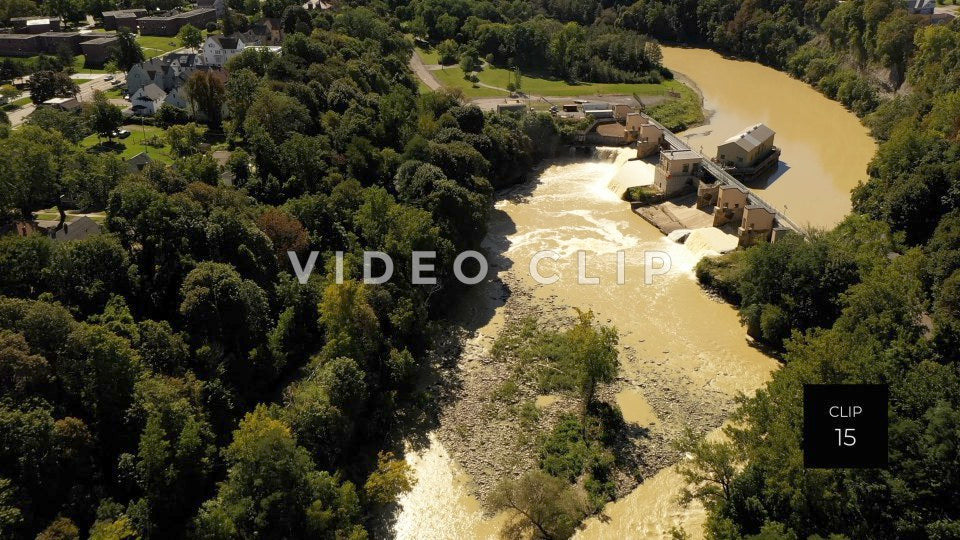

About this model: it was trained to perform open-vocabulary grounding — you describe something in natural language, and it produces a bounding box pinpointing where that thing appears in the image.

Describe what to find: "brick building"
[138,9,217,36]
[80,36,119,67]
[102,9,147,31]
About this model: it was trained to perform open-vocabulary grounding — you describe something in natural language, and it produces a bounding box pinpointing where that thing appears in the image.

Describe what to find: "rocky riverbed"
[426,269,737,505]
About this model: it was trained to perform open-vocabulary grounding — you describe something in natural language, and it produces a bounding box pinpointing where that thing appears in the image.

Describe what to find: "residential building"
[198,0,227,16]
[202,34,248,66]
[126,52,228,116]
[304,0,333,10]
[248,18,283,45]
[10,16,61,33]
[715,123,775,169]
[163,86,189,109]
[0,30,116,60]
[653,149,700,196]
[102,9,147,31]
[80,36,118,67]
[131,83,167,115]
[127,52,202,95]
[126,152,153,173]
[138,8,217,36]
[34,216,102,241]
[41,96,81,111]
[0,34,41,57]
[39,32,87,54]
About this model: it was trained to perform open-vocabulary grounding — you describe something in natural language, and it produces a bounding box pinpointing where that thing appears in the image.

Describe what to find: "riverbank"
[428,266,739,506]
[393,150,779,538]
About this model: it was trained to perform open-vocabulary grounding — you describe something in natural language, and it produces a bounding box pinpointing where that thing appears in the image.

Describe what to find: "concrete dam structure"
[629,112,802,248]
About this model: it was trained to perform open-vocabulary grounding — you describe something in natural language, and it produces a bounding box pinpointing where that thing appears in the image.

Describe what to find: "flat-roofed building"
[41,96,81,111]
[39,32,86,54]
[0,34,41,56]
[80,36,119,67]
[712,184,749,226]
[632,115,664,158]
[10,16,61,33]
[738,205,778,246]
[102,9,147,30]
[654,149,701,196]
[138,8,217,36]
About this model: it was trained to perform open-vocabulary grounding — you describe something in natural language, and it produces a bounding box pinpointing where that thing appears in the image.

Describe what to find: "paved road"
[408,51,442,91]
[8,73,126,127]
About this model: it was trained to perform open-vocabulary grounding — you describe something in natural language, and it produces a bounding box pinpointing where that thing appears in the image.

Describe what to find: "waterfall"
[592,146,633,165]
[682,228,738,257]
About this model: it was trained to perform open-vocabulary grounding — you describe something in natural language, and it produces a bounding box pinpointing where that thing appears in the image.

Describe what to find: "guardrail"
[640,113,806,235]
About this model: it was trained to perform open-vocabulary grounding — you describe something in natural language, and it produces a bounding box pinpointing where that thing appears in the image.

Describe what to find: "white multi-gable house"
[203,34,247,67]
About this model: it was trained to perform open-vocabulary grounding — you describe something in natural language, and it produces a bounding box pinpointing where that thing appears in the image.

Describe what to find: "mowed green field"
[419,51,689,99]
[80,123,172,162]
[137,35,183,58]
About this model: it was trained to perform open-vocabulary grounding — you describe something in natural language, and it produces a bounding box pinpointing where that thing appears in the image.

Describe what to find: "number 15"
[835,428,856,446]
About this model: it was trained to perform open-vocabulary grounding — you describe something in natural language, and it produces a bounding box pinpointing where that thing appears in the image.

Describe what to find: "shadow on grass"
[85,140,126,154]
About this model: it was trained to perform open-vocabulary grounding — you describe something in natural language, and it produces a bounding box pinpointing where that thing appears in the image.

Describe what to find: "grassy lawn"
[103,87,125,99]
[415,46,441,65]
[431,63,691,99]
[72,78,94,85]
[1,96,32,111]
[415,79,433,94]
[33,209,107,224]
[432,67,511,98]
[647,83,705,132]
[80,123,172,163]
[72,55,108,74]
[137,35,182,58]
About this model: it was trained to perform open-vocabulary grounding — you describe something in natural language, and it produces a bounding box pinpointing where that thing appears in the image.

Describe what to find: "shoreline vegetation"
[1,0,960,537]
[428,263,736,508]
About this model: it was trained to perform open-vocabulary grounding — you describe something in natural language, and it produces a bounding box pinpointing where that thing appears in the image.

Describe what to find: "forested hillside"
[0,5,562,538]
[673,1,960,538]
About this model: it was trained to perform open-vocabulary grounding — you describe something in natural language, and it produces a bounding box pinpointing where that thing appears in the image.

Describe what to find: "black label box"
[803,384,888,468]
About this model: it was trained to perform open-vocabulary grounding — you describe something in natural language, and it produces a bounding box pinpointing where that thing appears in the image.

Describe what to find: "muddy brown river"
[392,47,876,539]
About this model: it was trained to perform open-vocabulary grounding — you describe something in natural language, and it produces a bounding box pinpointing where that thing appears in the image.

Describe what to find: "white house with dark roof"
[126,52,202,96]
[131,83,167,115]
[203,34,248,66]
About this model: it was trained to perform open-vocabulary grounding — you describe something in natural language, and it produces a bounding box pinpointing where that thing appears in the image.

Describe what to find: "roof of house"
[46,216,101,242]
[136,83,167,101]
[207,34,242,49]
[721,123,775,153]
[127,152,153,167]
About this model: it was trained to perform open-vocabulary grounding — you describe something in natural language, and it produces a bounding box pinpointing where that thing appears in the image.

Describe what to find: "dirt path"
[409,51,442,91]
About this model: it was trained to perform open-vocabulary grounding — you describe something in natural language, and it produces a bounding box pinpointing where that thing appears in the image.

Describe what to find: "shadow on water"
[749,161,791,189]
